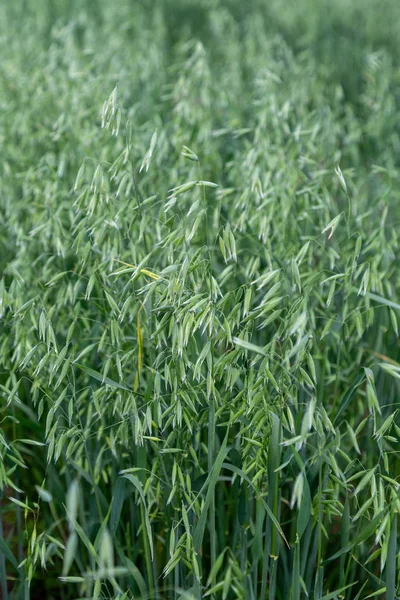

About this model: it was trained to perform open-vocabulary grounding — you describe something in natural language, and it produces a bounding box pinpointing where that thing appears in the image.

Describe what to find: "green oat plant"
[1,0,400,598]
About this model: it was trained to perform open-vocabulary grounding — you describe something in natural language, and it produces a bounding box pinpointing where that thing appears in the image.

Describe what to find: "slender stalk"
[0,492,9,600]
[140,502,154,593]
[386,511,397,600]
[207,378,216,587]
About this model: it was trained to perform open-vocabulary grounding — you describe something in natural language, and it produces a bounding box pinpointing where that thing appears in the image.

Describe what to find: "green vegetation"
[1,1,400,598]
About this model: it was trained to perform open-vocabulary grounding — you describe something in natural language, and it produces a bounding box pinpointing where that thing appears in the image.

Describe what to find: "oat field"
[1,1,400,599]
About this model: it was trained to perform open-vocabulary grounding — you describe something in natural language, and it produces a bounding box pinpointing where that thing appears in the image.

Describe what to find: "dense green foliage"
[1,1,400,598]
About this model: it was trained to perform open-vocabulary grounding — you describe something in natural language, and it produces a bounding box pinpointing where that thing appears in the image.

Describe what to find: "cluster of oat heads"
[1,0,400,599]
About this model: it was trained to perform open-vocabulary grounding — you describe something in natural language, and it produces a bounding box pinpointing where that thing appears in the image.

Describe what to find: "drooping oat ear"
[181,145,199,162]
[140,129,158,173]
[101,86,121,136]
[322,212,343,240]
[335,165,347,194]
